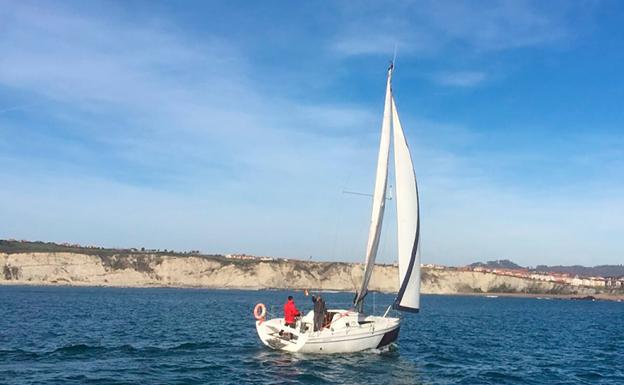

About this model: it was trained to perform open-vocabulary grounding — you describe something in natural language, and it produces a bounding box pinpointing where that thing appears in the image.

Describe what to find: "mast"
[354,64,393,312]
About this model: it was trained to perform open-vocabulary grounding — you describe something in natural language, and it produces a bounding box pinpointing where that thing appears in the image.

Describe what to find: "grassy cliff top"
[0,240,356,267]
[0,239,218,258]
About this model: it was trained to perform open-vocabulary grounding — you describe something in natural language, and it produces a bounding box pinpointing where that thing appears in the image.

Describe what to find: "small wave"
[0,348,41,361]
[170,341,214,351]
[42,342,216,357]
[39,343,143,358]
[51,344,110,355]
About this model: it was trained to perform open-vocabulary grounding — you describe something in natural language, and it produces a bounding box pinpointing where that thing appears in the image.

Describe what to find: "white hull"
[256,310,400,354]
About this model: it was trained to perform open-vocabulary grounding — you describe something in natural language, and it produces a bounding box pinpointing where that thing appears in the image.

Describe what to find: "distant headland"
[2,240,623,301]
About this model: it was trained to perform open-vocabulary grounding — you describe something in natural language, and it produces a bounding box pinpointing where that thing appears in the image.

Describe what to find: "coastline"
[2,280,623,302]
[439,291,624,302]
[3,251,623,301]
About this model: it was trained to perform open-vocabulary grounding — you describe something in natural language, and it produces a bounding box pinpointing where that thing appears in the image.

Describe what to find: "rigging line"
[342,190,372,197]
[342,190,392,200]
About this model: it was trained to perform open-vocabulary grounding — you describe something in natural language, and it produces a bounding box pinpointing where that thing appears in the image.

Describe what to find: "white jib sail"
[391,96,421,312]
[354,69,393,310]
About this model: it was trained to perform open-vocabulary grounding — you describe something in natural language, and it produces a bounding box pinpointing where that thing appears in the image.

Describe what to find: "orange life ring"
[253,303,266,320]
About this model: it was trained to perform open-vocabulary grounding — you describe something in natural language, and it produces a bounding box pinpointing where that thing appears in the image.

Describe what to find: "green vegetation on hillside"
[0,240,220,259]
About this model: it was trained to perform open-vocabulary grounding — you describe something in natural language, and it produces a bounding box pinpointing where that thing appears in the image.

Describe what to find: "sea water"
[1,286,622,384]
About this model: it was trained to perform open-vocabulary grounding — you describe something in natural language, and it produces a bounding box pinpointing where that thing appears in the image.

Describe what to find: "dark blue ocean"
[1,286,622,384]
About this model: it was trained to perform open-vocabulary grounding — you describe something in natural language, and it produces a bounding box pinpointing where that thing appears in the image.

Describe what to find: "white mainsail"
[391,96,421,312]
[354,67,393,310]
[354,64,421,313]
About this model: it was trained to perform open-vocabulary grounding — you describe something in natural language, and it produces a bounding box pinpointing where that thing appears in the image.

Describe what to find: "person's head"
[287,295,293,301]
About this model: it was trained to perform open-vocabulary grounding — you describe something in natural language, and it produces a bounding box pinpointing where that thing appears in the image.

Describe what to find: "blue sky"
[1,0,622,266]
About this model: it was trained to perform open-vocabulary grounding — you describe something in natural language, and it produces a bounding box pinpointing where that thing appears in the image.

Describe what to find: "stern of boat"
[255,317,309,353]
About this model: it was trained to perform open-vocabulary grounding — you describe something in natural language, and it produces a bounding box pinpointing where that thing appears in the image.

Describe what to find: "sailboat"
[254,63,421,353]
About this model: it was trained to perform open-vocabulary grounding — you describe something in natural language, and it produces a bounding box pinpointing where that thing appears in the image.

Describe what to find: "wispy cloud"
[0,2,382,258]
[0,2,376,183]
[432,71,487,87]
[330,0,576,57]
[331,35,431,57]
[422,0,568,51]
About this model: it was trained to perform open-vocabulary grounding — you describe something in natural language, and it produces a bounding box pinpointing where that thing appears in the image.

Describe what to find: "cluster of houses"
[225,254,275,262]
[463,265,624,288]
[421,263,446,270]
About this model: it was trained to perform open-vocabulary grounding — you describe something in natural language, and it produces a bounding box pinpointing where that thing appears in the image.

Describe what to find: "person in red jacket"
[283,295,300,328]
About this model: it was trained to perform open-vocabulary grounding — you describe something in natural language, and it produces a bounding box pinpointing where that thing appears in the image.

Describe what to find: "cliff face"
[0,252,612,296]
[0,252,395,291]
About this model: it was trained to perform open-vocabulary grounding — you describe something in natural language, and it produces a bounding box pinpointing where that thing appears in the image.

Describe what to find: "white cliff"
[2,252,619,299]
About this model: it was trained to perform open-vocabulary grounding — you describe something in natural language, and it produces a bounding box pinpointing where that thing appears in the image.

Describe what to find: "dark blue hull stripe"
[306,332,392,345]
[376,327,400,348]
[394,305,419,313]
